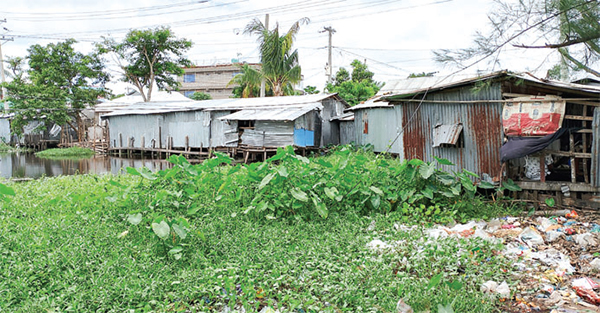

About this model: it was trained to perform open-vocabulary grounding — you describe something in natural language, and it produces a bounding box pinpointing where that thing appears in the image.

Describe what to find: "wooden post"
[151,139,156,159]
[540,151,546,183]
[583,105,589,183]
[119,133,123,158]
[158,127,162,159]
[570,132,576,183]
[185,136,189,155]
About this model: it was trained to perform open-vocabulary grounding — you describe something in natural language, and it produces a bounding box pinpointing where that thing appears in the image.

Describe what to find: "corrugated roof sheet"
[218,103,322,121]
[102,94,345,118]
[330,112,354,121]
[382,70,600,101]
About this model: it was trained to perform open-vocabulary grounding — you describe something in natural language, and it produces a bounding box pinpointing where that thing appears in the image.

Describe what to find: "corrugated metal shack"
[348,70,600,206]
[102,94,347,160]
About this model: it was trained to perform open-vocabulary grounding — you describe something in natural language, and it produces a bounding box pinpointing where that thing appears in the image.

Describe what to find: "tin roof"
[218,103,322,121]
[102,94,345,118]
[349,70,600,111]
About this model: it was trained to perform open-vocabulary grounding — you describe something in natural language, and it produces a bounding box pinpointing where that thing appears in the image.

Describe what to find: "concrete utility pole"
[320,26,336,84]
[0,19,13,106]
[259,14,269,98]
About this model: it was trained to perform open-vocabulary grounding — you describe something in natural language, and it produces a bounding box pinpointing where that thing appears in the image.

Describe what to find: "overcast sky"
[0,0,563,94]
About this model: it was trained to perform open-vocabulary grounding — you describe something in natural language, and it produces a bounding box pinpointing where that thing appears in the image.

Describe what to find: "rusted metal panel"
[397,83,503,178]
[432,123,463,147]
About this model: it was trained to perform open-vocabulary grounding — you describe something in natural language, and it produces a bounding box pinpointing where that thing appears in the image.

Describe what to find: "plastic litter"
[573,286,600,305]
[396,299,414,313]
[565,210,578,219]
[496,281,511,299]
[259,307,280,313]
[481,280,498,293]
[572,277,599,290]
[367,239,391,250]
[519,227,545,246]
[545,231,563,242]
[574,233,598,250]
[590,258,600,271]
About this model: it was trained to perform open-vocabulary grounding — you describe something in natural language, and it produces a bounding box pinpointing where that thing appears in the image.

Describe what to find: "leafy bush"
[123,145,507,224]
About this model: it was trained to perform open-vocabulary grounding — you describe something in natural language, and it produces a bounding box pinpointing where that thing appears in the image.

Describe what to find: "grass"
[35,146,95,158]
[0,148,518,312]
[0,142,32,153]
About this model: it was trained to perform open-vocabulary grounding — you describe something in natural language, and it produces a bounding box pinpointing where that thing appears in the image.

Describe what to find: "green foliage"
[35,147,95,158]
[188,92,212,101]
[0,150,517,312]
[123,146,509,225]
[408,71,437,78]
[303,85,319,94]
[98,26,192,102]
[244,18,309,96]
[228,63,264,98]
[2,40,109,138]
[326,59,383,106]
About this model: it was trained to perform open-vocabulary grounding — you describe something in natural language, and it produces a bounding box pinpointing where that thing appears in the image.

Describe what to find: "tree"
[434,0,600,78]
[188,91,212,101]
[2,40,109,139]
[227,63,263,98]
[325,59,383,106]
[244,18,309,96]
[407,71,437,78]
[303,85,320,94]
[98,27,192,102]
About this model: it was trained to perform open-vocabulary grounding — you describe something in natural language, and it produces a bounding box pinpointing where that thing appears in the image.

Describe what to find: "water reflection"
[0,153,173,179]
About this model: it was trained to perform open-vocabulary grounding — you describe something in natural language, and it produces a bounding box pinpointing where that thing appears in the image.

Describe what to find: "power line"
[0,1,209,17]
[335,47,410,73]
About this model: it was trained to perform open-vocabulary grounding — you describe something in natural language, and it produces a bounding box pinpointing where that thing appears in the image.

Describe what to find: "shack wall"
[164,110,211,148]
[353,107,404,154]
[400,83,503,178]
[107,114,163,149]
[241,121,294,147]
[339,120,355,145]
[0,118,11,143]
[294,110,320,147]
[210,111,238,147]
[320,98,346,146]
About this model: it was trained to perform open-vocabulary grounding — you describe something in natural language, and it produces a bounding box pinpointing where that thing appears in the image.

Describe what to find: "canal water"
[0,153,172,179]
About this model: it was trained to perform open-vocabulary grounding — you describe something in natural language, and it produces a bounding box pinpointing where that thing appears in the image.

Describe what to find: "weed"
[35,147,95,158]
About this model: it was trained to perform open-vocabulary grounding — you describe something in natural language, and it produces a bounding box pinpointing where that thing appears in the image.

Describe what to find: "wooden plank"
[516,181,600,193]
[545,150,591,158]
[565,115,593,121]
[564,100,600,107]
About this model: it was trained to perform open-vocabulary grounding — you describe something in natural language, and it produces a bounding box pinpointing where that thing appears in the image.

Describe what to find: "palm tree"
[227,63,262,98]
[244,17,309,96]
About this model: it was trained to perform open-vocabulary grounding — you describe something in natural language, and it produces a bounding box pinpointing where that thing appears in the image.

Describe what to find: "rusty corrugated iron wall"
[399,83,504,179]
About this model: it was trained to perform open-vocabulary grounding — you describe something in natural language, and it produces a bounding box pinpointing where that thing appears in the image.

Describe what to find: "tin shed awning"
[433,123,463,147]
[218,103,322,121]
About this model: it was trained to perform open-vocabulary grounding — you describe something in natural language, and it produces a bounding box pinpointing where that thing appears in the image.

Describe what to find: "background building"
[178,63,261,99]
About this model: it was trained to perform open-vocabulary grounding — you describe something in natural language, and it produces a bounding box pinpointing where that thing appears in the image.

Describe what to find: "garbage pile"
[422,210,600,312]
